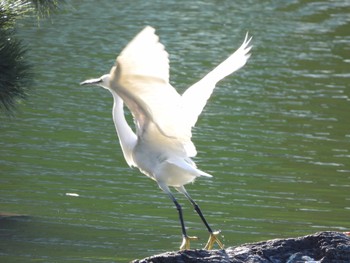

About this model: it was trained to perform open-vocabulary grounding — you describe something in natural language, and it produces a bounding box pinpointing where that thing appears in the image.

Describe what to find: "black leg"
[175,186,224,250]
[179,188,213,233]
[168,192,188,238]
[159,183,198,250]
[188,197,213,234]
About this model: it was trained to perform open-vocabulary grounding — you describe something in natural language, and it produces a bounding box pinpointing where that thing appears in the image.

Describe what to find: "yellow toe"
[180,235,198,250]
[204,231,224,250]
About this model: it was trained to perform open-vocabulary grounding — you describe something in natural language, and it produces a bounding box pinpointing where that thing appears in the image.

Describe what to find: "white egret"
[81,26,252,250]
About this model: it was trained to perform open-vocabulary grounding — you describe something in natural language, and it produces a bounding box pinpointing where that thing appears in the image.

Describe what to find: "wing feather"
[108,27,252,159]
[181,33,252,128]
[109,26,195,155]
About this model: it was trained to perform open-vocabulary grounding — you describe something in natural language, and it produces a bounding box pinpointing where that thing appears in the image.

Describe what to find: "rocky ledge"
[132,231,350,263]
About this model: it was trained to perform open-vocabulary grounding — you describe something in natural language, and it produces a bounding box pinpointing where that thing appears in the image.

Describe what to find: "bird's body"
[111,87,209,188]
[81,26,252,250]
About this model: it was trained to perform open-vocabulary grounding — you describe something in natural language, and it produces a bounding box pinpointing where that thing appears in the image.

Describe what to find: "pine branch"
[0,0,65,114]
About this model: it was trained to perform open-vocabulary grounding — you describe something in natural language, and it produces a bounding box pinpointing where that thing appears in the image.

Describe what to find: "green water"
[1,1,349,262]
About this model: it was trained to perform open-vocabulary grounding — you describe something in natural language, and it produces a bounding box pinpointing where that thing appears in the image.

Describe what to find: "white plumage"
[81,26,252,250]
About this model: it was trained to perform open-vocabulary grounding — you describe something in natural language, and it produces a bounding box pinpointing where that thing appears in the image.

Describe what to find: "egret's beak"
[80,77,102,86]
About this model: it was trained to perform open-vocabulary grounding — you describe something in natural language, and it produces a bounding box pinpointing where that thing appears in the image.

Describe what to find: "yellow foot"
[180,235,198,250]
[204,231,224,250]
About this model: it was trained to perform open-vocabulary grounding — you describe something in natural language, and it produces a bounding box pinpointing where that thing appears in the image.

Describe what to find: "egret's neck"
[111,90,137,167]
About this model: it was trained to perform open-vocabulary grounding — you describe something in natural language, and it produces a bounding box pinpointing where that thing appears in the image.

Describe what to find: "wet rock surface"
[132,231,350,263]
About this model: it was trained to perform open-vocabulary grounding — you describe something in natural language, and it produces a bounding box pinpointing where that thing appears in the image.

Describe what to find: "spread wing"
[109,26,196,156]
[181,33,252,128]
[108,26,252,158]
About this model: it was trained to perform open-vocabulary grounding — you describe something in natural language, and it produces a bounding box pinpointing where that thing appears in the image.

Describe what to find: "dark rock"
[131,231,350,263]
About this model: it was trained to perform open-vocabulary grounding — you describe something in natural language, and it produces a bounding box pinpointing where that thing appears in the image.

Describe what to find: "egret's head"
[80,74,110,89]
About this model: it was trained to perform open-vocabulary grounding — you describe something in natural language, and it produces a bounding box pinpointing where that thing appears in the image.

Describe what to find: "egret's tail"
[167,157,212,178]
[197,169,212,177]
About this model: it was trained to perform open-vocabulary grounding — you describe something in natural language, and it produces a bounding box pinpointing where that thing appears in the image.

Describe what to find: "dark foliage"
[0,30,32,112]
[31,0,63,17]
[0,0,65,114]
